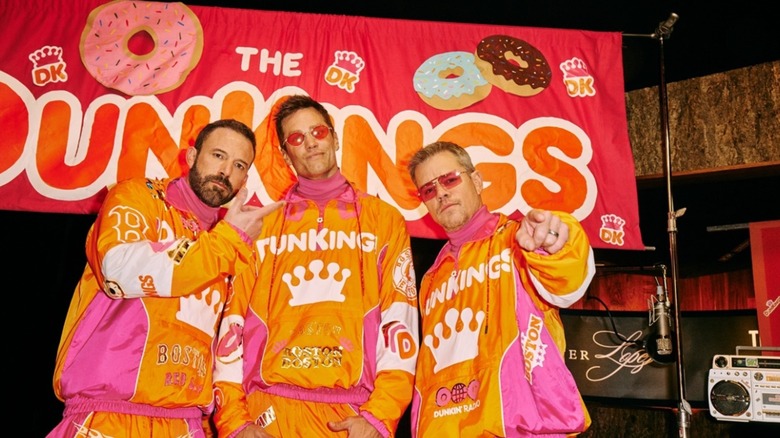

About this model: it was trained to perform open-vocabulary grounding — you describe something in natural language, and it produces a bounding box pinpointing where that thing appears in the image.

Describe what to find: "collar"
[428,206,498,271]
[445,205,497,248]
[287,172,357,206]
[295,171,348,201]
[166,177,220,230]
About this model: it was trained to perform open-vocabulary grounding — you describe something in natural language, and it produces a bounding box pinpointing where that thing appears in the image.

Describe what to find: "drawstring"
[353,198,365,303]
[484,232,495,334]
[422,225,500,335]
[481,224,508,334]
[486,221,514,334]
[266,202,288,318]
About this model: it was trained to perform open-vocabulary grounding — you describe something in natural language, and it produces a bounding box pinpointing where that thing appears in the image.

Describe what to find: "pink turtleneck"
[295,171,349,205]
[445,205,498,253]
[166,177,220,231]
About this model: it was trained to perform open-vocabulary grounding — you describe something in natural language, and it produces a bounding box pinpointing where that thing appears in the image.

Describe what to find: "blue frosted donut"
[413,51,491,110]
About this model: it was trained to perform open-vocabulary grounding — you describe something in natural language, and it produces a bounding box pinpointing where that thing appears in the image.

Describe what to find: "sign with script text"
[562,310,759,405]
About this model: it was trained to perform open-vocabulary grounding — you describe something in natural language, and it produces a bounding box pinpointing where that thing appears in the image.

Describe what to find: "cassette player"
[708,348,780,424]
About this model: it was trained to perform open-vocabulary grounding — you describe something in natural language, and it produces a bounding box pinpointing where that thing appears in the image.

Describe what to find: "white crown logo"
[600,213,626,231]
[283,260,350,306]
[333,50,365,75]
[29,45,64,67]
[559,57,590,79]
[424,307,484,373]
[176,287,222,336]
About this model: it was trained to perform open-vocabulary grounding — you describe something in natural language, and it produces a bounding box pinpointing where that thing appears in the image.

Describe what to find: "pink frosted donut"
[80,0,203,95]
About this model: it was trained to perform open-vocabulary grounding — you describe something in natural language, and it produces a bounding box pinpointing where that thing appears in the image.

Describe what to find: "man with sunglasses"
[407,141,595,437]
[213,95,419,438]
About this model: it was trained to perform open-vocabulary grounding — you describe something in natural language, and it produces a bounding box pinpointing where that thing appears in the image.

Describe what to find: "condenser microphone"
[646,284,675,364]
[654,12,679,39]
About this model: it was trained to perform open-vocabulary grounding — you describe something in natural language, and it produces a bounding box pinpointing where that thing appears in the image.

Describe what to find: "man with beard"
[48,119,283,438]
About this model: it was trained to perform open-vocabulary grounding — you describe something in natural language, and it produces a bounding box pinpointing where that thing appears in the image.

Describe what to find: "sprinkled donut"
[80,0,204,96]
[413,51,492,111]
[474,35,552,97]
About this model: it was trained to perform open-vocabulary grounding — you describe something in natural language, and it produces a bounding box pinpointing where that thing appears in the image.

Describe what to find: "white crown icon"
[559,56,590,78]
[600,213,626,231]
[333,50,365,74]
[424,307,484,373]
[177,287,222,336]
[29,45,64,67]
[283,260,350,306]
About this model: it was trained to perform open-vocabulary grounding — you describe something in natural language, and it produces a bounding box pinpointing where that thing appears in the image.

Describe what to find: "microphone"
[654,12,679,39]
[645,283,676,364]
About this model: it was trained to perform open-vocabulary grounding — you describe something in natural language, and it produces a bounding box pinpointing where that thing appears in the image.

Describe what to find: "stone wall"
[625,60,780,177]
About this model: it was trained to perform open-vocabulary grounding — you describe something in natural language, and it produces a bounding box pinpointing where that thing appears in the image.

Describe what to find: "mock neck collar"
[445,205,496,248]
[295,171,349,202]
[166,177,220,230]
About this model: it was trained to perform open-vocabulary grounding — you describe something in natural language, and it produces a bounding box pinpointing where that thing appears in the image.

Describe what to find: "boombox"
[708,352,780,423]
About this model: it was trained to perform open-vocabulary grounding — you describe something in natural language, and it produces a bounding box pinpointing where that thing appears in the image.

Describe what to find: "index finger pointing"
[257,200,285,218]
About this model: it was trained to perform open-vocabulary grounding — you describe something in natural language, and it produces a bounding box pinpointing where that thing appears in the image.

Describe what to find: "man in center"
[213,95,419,438]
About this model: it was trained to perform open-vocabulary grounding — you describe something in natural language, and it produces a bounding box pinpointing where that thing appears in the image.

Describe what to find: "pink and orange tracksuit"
[49,177,255,438]
[411,208,595,437]
[213,181,419,437]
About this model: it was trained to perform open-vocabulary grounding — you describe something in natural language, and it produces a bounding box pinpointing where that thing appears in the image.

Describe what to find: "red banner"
[750,221,780,349]
[0,0,644,249]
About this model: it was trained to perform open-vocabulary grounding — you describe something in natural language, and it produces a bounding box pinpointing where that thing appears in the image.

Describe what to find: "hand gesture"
[223,188,285,241]
[515,209,568,254]
[235,424,274,438]
[327,415,382,438]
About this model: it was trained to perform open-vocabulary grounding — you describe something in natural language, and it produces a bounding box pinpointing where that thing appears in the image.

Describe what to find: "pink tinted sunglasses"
[417,170,469,201]
[284,124,333,147]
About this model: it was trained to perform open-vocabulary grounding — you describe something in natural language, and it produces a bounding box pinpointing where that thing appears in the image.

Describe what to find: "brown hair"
[407,141,476,185]
[194,119,256,154]
[273,95,334,150]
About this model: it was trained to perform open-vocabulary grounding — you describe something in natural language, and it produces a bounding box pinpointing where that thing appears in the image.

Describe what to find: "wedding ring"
[548,230,559,237]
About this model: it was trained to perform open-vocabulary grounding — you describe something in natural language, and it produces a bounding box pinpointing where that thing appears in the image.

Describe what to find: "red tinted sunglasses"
[417,170,469,201]
[284,124,333,147]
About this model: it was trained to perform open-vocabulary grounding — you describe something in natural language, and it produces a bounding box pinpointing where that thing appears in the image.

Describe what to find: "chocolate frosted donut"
[474,35,552,97]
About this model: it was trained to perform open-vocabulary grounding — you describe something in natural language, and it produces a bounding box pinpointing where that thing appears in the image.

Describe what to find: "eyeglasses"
[284,124,333,147]
[416,170,469,201]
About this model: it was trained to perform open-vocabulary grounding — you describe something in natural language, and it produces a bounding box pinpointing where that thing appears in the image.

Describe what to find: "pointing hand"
[224,188,285,241]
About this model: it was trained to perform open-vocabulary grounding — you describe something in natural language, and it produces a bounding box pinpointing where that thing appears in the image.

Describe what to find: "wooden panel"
[571,268,755,312]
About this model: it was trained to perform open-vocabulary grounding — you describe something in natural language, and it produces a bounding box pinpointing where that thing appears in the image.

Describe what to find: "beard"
[188,165,236,207]
[437,210,470,233]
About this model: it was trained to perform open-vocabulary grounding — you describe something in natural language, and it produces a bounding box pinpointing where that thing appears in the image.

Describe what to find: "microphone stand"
[624,13,691,438]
